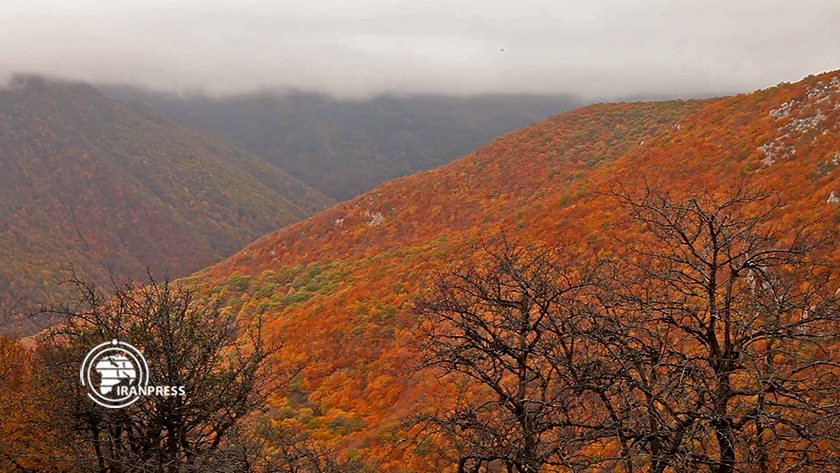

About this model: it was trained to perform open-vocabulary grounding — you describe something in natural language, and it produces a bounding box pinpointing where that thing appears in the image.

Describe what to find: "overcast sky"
[1,0,838,99]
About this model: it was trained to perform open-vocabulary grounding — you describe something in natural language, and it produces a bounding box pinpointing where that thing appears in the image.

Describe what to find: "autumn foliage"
[178,71,840,470]
[4,70,840,471]
[0,76,332,334]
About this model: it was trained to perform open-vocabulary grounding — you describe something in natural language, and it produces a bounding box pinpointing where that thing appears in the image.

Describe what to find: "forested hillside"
[102,86,581,200]
[184,70,840,470]
[0,76,333,333]
[4,70,840,472]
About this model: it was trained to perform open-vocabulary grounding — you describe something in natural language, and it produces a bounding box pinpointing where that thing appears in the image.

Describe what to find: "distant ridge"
[100,84,582,200]
[0,75,333,334]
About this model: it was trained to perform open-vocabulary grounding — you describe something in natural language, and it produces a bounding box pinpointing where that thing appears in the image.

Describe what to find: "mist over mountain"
[3,0,839,99]
[101,85,582,200]
[3,61,840,470]
[2,0,840,468]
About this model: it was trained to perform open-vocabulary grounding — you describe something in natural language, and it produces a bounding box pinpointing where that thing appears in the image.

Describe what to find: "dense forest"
[2,70,840,471]
[184,70,840,470]
[101,85,582,200]
[0,76,333,334]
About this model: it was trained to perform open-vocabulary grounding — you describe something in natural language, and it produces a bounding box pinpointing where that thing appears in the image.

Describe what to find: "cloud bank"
[1,0,838,98]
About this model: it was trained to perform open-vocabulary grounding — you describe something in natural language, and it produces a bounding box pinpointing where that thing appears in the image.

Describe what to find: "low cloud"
[1,0,838,98]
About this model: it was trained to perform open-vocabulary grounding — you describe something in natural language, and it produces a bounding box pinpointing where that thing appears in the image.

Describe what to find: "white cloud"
[0,0,838,97]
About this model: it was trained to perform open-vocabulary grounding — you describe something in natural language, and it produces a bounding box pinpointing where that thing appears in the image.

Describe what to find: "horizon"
[0,69,758,104]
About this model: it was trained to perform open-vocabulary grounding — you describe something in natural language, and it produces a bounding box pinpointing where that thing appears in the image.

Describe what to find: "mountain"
[182,69,840,468]
[100,86,582,200]
[0,75,333,334]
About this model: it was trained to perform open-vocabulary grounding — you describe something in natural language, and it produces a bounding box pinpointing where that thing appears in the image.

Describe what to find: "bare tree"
[34,274,285,473]
[606,185,840,473]
[415,187,840,473]
[415,237,615,473]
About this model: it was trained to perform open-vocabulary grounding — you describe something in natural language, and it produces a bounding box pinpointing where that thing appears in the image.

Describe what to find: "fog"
[1,0,838,98]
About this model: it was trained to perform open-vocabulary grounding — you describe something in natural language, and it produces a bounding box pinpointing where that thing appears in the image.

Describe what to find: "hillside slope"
[184,96,718,464]
[0,76,333,333]
[101,86,581,200]
[185,70,840,469]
